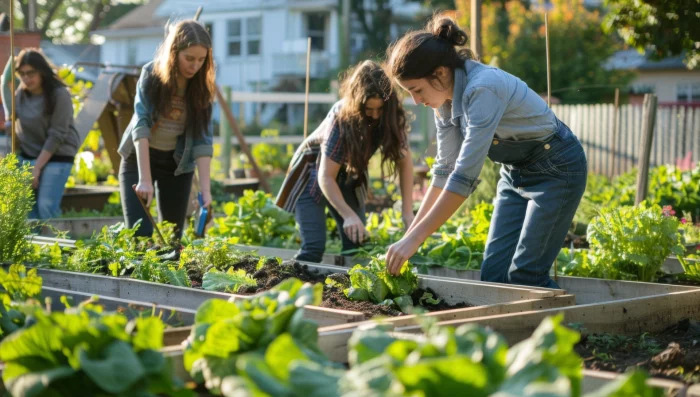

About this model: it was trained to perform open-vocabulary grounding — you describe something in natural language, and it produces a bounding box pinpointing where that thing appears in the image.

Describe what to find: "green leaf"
[345,287,370,302]
[79,340,146,394]
[7,366,77,397]
[348,328,398,366]
[203,268,258,293]
[132,317,164,351]
[396,356,491,397]
[289,360,344,397]
[164,266,191,287]
[393,295,413,313]
[237,353,292,397]
[264,333,309,382]
[195,299,240,324]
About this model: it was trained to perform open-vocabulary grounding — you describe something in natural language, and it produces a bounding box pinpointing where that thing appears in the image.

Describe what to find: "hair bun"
[430,17,468,46]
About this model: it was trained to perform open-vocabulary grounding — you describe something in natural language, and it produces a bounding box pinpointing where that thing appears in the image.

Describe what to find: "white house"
[91,0,430,126]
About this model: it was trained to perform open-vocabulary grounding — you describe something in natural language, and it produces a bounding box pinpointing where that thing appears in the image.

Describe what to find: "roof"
[103,0,167,31]
[41,40,101,81]
[605,49,688,71]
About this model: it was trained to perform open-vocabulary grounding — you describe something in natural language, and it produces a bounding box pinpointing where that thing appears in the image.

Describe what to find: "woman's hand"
[134,181,154,207]
[31,166,41,189]
[386,234,423,276]
[200,189,212,209]
[343,213,368,244]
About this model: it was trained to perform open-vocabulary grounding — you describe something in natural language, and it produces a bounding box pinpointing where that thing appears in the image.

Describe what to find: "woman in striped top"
[276,61,415,263]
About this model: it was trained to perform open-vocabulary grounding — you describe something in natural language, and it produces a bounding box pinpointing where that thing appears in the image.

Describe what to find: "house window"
[227,17,261,57]
[127,39,138,65]
[227,20,242,56]
[246,17,261,56]
[677,83,700,103]
[305,13,326,51]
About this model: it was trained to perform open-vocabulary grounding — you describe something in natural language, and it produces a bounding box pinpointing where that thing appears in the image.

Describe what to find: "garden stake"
[131,184,167,246]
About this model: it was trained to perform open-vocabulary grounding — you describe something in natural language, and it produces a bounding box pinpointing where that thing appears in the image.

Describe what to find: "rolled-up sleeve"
[131,67,153,142]
[44,89,74,153]
[444,87,506,197]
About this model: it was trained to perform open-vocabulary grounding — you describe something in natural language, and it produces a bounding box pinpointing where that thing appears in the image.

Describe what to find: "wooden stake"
[545,13,551,107]
[635,94,658,205]
[9,0,16,153]
[303,37,311,139]
[215,86,272,193]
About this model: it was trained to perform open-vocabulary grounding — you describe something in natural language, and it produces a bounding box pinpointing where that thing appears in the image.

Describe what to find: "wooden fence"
[553,104,700,177]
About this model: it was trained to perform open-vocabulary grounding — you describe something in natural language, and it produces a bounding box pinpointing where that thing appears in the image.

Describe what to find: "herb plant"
[0,154,35,264]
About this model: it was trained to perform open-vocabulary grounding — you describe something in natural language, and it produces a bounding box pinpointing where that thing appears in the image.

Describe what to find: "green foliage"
[556,248,601,279]
[602,0,698,69]
[587,202,685,281]
[336,257,418,311]
[251,130,295,173]
[0,301,191,396]
[209,190,299,248]
[411,202,493,270]
[465,0,633,103]
[0,154,35,264]
[183,279,328,395]
[202,268,258,293]
[0,264,43,340]
[224,314,661,396]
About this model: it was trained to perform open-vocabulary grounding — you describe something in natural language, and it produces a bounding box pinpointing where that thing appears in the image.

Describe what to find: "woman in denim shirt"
[384,16,587,288]
[118,20,215,239]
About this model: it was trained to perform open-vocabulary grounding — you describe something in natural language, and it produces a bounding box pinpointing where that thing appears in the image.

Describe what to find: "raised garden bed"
[220,178,260,196]
[61,185,118,212]
[38,216,123,239]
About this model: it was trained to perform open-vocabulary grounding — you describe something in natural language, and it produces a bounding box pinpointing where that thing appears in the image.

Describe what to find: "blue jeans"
[480,120,587,288]
[19,157,73,220]
[294,171,365,263]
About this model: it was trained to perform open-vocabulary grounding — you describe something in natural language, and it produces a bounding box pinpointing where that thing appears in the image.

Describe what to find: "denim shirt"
[432,60,557,197]
[117,62,214,176]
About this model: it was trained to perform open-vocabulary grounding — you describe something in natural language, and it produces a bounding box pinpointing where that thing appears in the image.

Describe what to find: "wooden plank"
[424,268,697,304]
[318,295,576,363]
[408,289,700,345]
[41,286,196,326]
[582,369,694,395]
[37,268,364,327]
[40,217,123,239]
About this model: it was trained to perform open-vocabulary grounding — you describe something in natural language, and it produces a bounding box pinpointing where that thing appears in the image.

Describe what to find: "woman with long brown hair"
[1,49,80,219]
[384,15,587,288]
[118,20,216,238]
[276,60,415,262]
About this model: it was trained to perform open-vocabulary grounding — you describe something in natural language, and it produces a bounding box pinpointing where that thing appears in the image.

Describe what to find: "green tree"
[458,0,632,103]
[602,0,699,69]
[5,0,142,43]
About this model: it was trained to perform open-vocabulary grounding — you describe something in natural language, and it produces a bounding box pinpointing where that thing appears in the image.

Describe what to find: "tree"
[602,0,699,69]
[456,0,633,103]
[351,0,456,60]
[4,0,142,43]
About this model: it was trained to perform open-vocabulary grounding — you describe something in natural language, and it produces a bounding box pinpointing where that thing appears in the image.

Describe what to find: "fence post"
[635,94,658,205]
[220,86,232,178]
[610,88,620,177]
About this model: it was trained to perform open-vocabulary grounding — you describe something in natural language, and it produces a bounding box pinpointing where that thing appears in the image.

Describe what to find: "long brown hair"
[148,20,215,138]
[336,60,408,180]
[387,14,476,83]
[15,48,65,117]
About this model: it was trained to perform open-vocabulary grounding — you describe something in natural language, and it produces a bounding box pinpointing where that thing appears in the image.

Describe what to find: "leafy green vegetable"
[336,257,418,311]
[587,201,685,281]
[0,264,43,340]
[184,278,329,395]
[0,300,191,396]
[209,190,298,248]
[202,267,258,293]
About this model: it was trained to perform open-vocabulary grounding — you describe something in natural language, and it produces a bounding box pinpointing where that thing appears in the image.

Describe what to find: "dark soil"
[562,232,589,249]
[575,319,700,383]
[191,257,472,319]
[318,273,472,319]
